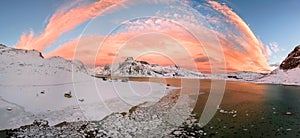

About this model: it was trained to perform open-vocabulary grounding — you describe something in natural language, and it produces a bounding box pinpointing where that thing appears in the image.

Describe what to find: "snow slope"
[259,45,300,85]
[258,68,300,85]
[0,47,88,85]
[0,47,167,129]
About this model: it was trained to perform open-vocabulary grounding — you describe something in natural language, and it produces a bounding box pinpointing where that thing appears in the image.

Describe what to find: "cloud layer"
[15,0,271,73]
[14,0,125,51]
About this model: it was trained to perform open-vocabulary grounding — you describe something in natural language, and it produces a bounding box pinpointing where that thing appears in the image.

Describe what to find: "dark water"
[130,78,300,137]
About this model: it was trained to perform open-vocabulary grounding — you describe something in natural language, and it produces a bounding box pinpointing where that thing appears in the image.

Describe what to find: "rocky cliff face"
[279,45,300,70]
[259,45,300,85]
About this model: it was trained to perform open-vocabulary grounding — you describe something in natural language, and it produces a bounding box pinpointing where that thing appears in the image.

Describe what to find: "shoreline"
[95,75,300,86]
[1,78,300,137]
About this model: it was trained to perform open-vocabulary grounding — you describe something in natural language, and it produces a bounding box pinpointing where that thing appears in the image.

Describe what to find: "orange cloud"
[14,0,126,52]
[45,35,105,65]
[45,19,205,72]
[26,0,271,73]
[45,16,269,73]
[208,1,270,71]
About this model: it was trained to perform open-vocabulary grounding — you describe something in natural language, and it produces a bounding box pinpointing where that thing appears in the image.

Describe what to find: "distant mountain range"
[93,45,300,85]
[94,57,205,78]
[93,57,266,81]
[1,44,299,85]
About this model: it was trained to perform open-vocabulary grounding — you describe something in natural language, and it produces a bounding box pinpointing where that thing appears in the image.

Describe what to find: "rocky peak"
[279,45,300,70]
[95,57,203,78]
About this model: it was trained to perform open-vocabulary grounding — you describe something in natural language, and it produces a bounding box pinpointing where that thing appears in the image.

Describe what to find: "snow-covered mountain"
[95,57,205,78]
[0,45,88,85]
[93,57,265,81]
[259,45,300,85]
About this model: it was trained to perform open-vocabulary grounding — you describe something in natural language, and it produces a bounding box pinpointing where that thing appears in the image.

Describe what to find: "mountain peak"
[279,45,300,70]
[96,57,203,78]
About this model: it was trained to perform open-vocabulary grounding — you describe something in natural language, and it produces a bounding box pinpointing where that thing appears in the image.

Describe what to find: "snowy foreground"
[0,47,200,137]
[0,77,168,130]
[0,47,169,130]
[6,91,202,137]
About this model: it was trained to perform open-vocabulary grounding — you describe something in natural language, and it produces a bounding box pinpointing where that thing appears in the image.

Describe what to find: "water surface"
[130,78,300,137]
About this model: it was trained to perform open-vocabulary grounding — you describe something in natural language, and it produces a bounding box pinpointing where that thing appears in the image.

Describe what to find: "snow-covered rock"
[259,45,300,85]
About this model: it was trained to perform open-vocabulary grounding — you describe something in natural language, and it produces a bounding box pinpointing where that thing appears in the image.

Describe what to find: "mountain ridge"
[95,57,205,78]
[0,45,89,85]
[93,57,266,81]
[259,45,300,85]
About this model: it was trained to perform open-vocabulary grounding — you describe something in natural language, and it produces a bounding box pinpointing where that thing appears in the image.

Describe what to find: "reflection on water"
[130,77,300,137]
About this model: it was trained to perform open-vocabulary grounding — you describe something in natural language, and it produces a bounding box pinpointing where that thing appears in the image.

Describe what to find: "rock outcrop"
[279,45,300,70]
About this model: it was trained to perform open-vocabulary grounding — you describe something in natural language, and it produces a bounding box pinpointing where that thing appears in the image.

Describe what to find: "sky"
[226,0,300,64]
[0,0,299,73]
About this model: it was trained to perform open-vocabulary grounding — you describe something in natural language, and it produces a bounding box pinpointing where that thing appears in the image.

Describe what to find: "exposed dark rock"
[227,75,241,79]
[64,91,72,98]
[104,64,110,70]
[279,45,300,70]
[78,98,84,102]
[139,61,149,65]
[0,44,7,49]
